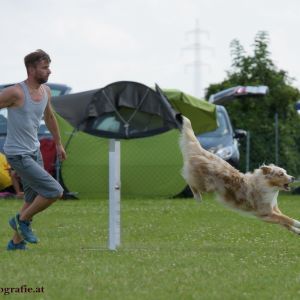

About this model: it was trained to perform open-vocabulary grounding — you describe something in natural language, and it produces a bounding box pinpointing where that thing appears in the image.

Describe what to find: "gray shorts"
[6,150,64,203]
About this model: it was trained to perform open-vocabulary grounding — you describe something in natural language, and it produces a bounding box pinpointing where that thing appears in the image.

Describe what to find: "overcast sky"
[1,0,299,97]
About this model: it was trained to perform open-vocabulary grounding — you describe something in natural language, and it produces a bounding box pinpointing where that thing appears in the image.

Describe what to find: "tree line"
[205,31,300,176]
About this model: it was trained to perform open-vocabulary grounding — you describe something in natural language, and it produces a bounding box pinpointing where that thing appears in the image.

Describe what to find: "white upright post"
[108,139,121,250]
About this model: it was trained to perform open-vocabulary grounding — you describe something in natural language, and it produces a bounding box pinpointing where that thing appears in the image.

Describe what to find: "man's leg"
[8,151,63,245]
[12,201,31,244]
[20,195,57,221]
[10,170,24,197]
[17,194,61,243]
[9,194,60,247]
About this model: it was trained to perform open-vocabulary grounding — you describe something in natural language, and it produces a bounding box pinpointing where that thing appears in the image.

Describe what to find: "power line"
[182,19,212,98]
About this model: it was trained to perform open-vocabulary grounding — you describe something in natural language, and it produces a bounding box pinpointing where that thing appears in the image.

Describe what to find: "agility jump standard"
[108,139,121,250]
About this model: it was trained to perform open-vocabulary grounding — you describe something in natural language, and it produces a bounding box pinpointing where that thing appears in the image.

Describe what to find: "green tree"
[205,31,300,175]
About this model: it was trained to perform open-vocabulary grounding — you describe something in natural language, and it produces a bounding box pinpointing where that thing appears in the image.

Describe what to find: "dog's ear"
[260,165,272,175]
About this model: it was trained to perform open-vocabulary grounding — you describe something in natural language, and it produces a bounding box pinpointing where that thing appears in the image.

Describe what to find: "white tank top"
[4,81,48,155]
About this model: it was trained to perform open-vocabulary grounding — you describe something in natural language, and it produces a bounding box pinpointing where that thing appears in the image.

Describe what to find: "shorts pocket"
[21,156,33,169]
[6,155,22,164]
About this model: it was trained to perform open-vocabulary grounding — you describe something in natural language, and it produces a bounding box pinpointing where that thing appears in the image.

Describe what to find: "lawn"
[1,194,300,300]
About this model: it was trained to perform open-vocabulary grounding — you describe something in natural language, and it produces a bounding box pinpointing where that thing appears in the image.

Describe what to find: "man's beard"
[36,76,48,84]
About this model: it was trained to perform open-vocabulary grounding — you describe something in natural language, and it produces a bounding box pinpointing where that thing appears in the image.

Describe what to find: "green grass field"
[1,194,300,300]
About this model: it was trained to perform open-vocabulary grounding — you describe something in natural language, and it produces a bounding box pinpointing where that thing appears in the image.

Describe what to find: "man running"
[0,49,66,250]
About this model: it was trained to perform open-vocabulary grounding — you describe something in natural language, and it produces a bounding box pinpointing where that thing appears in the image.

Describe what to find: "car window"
[0,109,7,118]
[51,90,62,97]
[199,111,229,137]
[84,107,164,138]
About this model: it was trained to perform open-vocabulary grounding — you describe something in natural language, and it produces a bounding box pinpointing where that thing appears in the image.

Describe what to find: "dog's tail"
[179,116,203,159]
[179,116,203,202]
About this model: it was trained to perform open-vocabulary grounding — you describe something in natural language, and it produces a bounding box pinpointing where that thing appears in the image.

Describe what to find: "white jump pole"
[108,139,121,250]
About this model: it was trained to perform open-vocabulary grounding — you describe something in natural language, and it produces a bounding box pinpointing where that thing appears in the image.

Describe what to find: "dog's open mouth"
[283,183,290,191]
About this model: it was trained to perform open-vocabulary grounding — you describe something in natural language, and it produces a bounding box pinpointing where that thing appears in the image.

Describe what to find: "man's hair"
[24,49,51,69]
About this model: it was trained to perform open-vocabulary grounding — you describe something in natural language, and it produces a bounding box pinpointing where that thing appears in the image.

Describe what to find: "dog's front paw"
[293,220,300,228]
[290,227,300,235]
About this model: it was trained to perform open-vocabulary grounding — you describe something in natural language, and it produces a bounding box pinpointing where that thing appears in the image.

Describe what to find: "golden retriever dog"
[179,115,299,234]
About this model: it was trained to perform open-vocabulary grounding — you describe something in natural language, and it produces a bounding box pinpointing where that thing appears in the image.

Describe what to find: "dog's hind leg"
[190,186,202,203]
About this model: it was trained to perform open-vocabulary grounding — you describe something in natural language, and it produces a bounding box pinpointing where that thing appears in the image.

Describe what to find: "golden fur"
[180,116,299,234]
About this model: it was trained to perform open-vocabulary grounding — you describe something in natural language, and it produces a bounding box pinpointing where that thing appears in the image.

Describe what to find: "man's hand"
[56,144,67,161]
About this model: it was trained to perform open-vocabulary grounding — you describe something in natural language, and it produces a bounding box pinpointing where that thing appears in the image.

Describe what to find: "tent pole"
[108,139,121,250]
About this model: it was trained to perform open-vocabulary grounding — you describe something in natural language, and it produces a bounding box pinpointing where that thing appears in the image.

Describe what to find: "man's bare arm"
[0,86,22,109]
[43,87,67,161]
